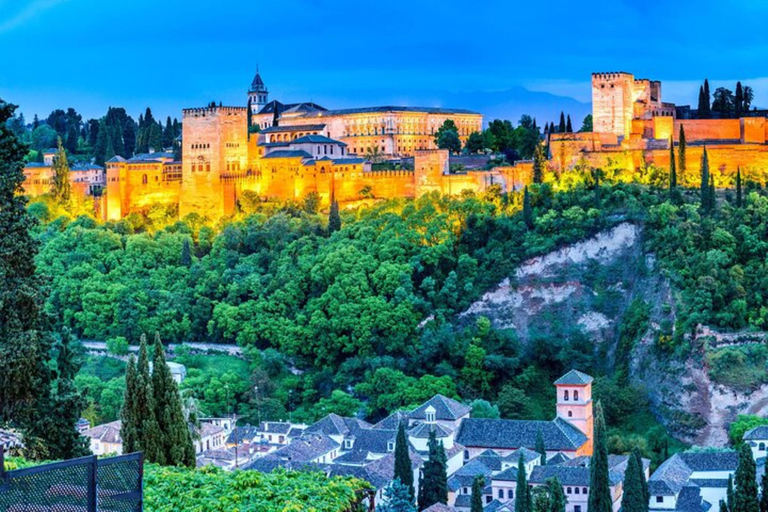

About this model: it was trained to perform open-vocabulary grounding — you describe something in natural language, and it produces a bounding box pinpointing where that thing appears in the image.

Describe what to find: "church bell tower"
[554,369,594,456]
[248,66,268,116]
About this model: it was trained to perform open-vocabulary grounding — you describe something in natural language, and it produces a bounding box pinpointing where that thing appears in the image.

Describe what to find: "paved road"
[82,340,243,356]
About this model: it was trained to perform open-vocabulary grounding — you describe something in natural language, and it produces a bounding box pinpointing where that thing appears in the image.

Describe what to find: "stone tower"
[179,105,248,220]
[554,369,594,455]
[248,67,268,116]
[591,72,635,140]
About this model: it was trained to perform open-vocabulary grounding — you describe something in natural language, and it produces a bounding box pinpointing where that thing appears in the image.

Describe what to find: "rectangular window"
[656,497,664,503]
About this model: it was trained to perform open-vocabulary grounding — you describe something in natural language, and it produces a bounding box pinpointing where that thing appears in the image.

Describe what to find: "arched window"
[142,174,147,185]
[498,489,503,499]
[564,390,569,401]
[583,487,588,494]
[575,487,580,494]
[508,489,513,499]
[574,390,579,401]
[568,411,573,417]
[760,443,766,451]
[464,450,470,461]
[567,487,572,494]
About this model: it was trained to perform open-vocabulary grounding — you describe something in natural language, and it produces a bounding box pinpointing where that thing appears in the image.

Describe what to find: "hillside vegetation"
[35,179,768,462]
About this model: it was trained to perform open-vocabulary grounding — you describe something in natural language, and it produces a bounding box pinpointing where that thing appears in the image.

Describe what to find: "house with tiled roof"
[744,425,768,463]
[456,370,594,462]
[648,451,738,512]
[409,395,472,432]
[82,420,123,456]
[424,503,460,512]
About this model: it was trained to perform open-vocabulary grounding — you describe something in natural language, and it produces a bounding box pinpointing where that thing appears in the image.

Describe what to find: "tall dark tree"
[634,449,649,508]
[152,333,195,467]
[328,199,341,233]
[163,116,175,148]
[728,475,735,512]
[535,428,546,465]
[621,449,647,512]
[735,82,744,118]
[700,148,712,214]
[394,422,414,501]
[148,122,163,152]
[735,167,743,208]
[516,453,530,512]
[122,120,136,159]
[669,138,677,190]
[580,114,593,132]
[588,402,612,512]
[678,125,687,186]
[272,104,279,127]
[547,477,567,512]
[703,79,711,117]
[120,355,140,453]
[52,137,71,206]
[758,470,768,512]
[471,475,484,512]
[523,186,534,230]
[532,143,546,184]
[566,115,573,133]
[181,238,192,266]
[0,100,86,459]
[698,86,708,118]
[558,112,566,133]
[733,443,759,512]
[418,430,448,510]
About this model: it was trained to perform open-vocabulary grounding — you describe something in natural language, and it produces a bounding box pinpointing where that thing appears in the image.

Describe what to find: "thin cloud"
[0,0,70,34]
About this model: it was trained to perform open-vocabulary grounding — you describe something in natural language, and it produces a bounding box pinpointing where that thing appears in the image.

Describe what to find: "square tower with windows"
[554,369,594,455]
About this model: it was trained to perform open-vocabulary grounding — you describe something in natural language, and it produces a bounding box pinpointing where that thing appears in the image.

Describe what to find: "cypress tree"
[734,443,759,512]
[735,82,744,118]
[394,422,414,501]
[566,115,573,133]
[180,238,192,267]
[634,449,649,509]
[725,501,732,512]
[704,79,711,118]
[112,123,125,158]
[516,453,530,512]
[137,334,164,463]
[328,199,341,233]
[700,148,711,214]
[621,449,646,512]
[120,355,139,453]
[123,121,136,159]
[272,103,279,127]
[709,174,716,213]
[758,470,768,512]
[559,112,566,133]
[152,333,195,467]
[588,402,612,512]
[418,431,448,510]
[148,122,163,153]
[728,475,735,512]
[523,186,534,230]
[52,137,71,207]
[736,168,743,208]
[678,125,687,186]
[669,138,677,190]
[532,143,546,184]
[535,428,547,465]
[698,86,707,117]
[471,475,484,512]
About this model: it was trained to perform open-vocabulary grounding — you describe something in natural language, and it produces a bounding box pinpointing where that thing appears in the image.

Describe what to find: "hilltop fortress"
[96,70,537,221]
[23,70,768,220]
[550,72,768,185]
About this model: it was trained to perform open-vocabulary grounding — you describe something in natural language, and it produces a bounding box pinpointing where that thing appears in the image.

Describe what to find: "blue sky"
[2,0,767,125]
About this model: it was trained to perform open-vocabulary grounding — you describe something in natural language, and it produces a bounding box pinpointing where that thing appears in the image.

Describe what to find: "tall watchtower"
[554,369,594,455]
[248,67,268,116]
[591,72,635,140]
[179,105,248,220]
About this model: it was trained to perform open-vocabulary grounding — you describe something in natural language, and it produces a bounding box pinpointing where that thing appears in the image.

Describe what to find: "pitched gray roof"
[227,426,260,444]
[82,421,122,445]
[502,447,542,464]
[423,504,459,512]
[649,451,738,496]
[262,150,313,159]
[243,433,338,470]
[410,395,471,422]
[409,422,452,439]
[291,135,345,145]
[744,426,768,440]
[257,421,292,434]
[349,429,397,453]
[455,417,587,451]
[372,411,409,430]
[304,414,371,438]
[554,370,594,385]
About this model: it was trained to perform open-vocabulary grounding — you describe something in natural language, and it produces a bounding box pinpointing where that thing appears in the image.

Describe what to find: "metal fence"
[0,448,143,512]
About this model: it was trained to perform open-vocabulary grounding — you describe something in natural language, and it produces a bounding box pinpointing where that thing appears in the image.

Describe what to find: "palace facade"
[550,71,768,185]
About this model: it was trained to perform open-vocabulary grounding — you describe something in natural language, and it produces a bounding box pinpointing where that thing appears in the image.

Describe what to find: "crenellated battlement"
[592,72,632,81]
[182,106,248,118]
